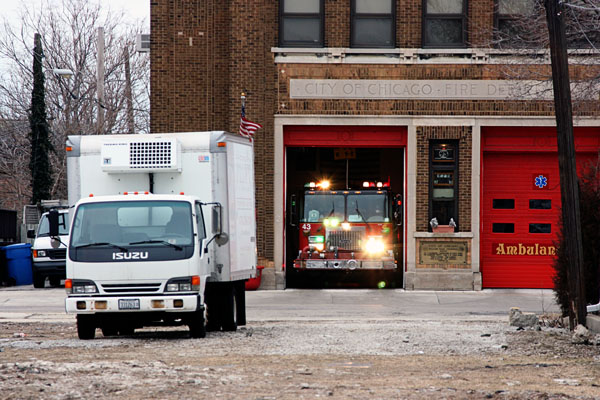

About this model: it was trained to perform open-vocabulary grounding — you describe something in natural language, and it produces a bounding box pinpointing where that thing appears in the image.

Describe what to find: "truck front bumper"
[295,259,397,270]
[65,294,202,314]
[32,260,65,276]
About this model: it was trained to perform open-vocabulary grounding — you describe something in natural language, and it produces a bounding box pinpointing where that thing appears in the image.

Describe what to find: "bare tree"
[478,0,600,111]
[0,0,149,209]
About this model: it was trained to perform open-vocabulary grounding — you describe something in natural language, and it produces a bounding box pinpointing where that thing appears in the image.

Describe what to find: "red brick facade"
[150,1,599,284]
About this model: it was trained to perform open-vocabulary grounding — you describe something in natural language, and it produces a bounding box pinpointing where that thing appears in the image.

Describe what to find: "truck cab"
[28,209,70,288]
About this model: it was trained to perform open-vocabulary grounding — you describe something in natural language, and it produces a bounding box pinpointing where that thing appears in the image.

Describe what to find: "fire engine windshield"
[347,193,389,223]
[70,200,196,248]
[303,193,345,222]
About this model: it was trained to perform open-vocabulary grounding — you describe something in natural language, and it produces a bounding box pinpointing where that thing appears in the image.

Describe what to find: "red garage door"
[481,127,599,288]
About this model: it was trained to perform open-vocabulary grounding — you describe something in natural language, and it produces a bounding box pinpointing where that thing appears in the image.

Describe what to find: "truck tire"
[76,314,96,340]
[234,281,246,326]
[221,283,237,332]
[32,272,45,289]
[204,284,221,332]
[101,324,118,337]
[49,277,61,287]
[188,310,206,338]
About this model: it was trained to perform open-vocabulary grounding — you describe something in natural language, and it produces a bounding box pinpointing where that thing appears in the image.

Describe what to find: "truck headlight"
[365,237,385,255]
[166,276,199,292]
[33,249,47,258]
[66,279,98,294]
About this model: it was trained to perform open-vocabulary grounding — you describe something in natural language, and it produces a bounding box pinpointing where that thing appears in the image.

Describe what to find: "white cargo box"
[66,131,257,281]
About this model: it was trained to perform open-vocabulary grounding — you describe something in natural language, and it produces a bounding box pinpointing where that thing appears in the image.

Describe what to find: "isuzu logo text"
[112,252,149,260]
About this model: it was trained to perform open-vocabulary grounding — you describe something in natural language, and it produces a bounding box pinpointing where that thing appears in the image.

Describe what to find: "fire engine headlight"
[365,237,385,255]
[308,235,325,252]
[341,222,351,231]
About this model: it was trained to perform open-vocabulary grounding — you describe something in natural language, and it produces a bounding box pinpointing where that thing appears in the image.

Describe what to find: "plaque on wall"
[433,171,454,187]
[419,241,468,265]
[432,147,455,162]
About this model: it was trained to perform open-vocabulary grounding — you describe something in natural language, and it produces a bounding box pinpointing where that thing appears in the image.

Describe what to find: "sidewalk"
[0,286,561,324]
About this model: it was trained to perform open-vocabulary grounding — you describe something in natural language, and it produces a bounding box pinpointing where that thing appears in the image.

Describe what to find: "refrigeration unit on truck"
[60,131,257,339]
[290,180,402,273]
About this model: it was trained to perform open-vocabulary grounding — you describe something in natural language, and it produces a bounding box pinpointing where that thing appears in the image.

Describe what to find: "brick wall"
[150,0,278,262]
[416,126,472,232]
[150,0,599,266]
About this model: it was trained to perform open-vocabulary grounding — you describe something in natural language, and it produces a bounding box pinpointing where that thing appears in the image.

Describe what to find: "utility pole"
[124,46,135,134]
[544,0,586,328]
[97,27,105,134]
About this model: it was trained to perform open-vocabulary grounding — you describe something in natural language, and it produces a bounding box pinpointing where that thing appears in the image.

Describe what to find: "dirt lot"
[1,317,599,399]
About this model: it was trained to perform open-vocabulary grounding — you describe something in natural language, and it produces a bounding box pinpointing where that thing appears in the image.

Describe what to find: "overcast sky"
[0,0,150,73]
[5,0,150,26]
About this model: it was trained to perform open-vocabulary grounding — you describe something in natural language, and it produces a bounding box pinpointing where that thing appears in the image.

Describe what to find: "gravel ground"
[1,317,599,399]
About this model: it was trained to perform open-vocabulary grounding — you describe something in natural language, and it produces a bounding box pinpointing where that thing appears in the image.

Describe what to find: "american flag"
[239,103,262,139]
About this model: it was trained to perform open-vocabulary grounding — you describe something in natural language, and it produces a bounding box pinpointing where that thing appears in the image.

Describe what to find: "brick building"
[150,0,600,290]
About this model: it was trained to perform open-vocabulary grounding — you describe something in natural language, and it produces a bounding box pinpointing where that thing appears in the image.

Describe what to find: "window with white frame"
[422,0,467,48]
[279,0,324,47]
[351,0,395,48]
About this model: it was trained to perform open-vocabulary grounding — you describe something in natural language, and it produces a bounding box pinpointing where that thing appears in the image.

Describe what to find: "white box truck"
[61,131,256,339]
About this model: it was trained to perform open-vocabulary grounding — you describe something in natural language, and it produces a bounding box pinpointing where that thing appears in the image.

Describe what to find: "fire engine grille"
[129,141,173,169]
[47,249,66,260]
[327,228,365,251]
[100,283,162,293]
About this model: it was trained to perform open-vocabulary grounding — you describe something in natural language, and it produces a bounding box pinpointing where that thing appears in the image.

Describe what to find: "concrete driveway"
[0,286,559,323]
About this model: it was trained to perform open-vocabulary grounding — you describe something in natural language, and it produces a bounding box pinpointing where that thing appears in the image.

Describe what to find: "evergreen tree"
[29,33,53,204]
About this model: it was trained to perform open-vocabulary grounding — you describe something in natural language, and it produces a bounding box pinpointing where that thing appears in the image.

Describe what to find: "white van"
[28,209,70,288]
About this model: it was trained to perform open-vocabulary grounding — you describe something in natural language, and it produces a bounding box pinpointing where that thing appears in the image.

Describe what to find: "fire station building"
[150,1,600,290]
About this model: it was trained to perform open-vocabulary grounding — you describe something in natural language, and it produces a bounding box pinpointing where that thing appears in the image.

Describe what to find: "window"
[351,0,395,48]
[493,223,514,233]
[529,199,551,210]
[423,0,467,48]
[529,223,551,234]
[494,0,535,48]
[493,199,515,209]
[429,140,458,230]
[279,0,323,47]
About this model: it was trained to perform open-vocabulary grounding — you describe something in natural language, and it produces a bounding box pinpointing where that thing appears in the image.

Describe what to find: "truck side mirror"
[393,194,403,226]
[27,229,36,239]
[48,209,60,237]
[289,194,297,227]
[212,204,222,234]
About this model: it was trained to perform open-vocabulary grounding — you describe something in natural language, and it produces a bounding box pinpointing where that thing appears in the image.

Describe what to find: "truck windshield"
[346,194,389,223]
[38,213,70,237]
[303,193,345,222]
[70,201,195,248]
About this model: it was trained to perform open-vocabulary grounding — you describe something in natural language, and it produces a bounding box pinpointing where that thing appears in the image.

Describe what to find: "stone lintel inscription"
[290,79,556,100]
[419,241,468,265]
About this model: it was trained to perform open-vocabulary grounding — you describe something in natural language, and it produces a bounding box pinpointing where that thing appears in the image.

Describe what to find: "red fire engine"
[290,180,402,271]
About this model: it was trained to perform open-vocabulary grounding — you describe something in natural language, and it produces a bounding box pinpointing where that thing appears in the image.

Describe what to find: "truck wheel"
[101,323,118,337]
[221,284,237,332]
[234,280,246,326]
[32,272,45,289]
[49,277,61,287]
[118,326,135,336]
[189,311,206,338]
[76,315,96,340]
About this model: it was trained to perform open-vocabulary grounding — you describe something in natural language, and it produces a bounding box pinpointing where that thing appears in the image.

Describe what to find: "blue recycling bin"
[4,243,33,286]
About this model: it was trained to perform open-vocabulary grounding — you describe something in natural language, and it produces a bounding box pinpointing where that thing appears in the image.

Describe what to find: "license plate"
[118,299,140,310]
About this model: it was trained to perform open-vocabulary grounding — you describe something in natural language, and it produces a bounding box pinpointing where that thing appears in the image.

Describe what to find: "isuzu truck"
[60,131,256,339]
